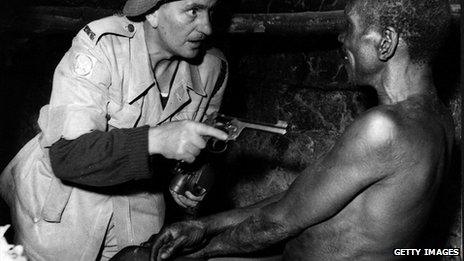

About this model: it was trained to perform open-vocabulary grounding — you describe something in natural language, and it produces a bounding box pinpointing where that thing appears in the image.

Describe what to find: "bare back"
[146,95,455,261]
[283,95,454,261]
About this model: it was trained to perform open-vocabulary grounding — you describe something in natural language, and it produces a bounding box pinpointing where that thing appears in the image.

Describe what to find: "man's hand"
[148,121,228,163]
[150,221,208,261]
[170,189,206,209]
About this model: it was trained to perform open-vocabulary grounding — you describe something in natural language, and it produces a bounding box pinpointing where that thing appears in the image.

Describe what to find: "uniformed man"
[148,0,455,260]
[0,0,228,260]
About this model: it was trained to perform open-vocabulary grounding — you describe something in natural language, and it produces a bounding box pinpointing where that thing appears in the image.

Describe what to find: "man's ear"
[378,27,399,61]
[145,11,159,28]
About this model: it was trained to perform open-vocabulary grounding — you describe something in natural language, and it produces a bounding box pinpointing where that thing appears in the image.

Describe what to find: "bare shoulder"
[346,107,402,149]
[323,107,411,183]
[345,101,449,163]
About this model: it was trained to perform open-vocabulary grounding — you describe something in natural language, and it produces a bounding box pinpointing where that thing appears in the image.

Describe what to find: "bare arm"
[186,111,399,258]
[150,191,285,260]
[200,191,286,235]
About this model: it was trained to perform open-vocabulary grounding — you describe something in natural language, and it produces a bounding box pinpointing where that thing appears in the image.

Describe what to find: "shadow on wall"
[434,22,461,105]
[417,21,461,255]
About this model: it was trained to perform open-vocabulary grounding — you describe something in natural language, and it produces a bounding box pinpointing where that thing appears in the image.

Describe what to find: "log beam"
[229,11,344,35]
[0,5,460,35]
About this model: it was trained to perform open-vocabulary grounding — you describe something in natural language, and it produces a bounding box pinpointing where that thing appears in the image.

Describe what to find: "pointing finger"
[193,123,228,140]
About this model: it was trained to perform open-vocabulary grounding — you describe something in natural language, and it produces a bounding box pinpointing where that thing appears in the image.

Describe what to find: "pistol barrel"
[240,122,287,135]
[230,119,287,136]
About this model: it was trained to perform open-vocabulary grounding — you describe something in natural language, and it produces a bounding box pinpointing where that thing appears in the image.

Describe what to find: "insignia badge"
[73,54,94,76]
[83,25,96,41]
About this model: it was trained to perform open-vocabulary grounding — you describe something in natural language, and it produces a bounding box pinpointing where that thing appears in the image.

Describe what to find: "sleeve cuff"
[122,125,151,180]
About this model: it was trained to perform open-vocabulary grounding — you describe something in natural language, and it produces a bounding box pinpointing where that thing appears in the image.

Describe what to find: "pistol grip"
[169,173,190,195]
[170,173,206,197]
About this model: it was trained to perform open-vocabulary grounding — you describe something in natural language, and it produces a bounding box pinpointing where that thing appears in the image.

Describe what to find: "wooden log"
[232,3,461,35]
[1,6,114,34]
[229,11,344,35]
[0,5,460,35]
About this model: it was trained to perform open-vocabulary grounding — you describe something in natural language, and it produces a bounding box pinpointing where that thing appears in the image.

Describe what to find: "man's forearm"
[200,192,285,235]
[198,206,290,258]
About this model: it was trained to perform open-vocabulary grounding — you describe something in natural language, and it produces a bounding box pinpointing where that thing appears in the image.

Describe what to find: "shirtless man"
[147,0,454,260]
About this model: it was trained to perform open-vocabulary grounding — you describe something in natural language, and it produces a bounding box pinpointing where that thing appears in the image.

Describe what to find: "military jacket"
[0,15,227,261]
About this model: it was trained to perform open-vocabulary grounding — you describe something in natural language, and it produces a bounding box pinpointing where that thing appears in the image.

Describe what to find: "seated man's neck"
[376,60,435,105]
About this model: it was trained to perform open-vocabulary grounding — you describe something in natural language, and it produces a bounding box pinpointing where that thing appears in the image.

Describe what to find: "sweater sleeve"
[49,125,151,187]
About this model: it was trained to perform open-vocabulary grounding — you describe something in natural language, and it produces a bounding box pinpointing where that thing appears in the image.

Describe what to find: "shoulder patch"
[82,15,137,45]
[83,25,96,41]
[73,54,94,76]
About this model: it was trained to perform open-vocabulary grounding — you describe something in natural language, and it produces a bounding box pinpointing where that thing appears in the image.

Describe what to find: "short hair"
[348,0,451,64]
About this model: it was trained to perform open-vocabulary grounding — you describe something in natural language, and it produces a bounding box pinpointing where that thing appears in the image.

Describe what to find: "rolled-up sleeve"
[36,34,153,187]
[49,126,151,187]
[39,35,111,147]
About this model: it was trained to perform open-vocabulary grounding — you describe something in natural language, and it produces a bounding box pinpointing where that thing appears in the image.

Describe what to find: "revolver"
[169,113,288,197]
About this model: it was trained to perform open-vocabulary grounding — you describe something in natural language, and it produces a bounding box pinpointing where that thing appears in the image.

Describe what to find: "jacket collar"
[176,61,207,97]
[128,21,155,103]
[156,61,207,124]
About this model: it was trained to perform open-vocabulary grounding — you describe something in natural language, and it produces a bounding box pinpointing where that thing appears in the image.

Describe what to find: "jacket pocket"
[11,138,73,223]
[40,177,73,223]
[12,154,53,222]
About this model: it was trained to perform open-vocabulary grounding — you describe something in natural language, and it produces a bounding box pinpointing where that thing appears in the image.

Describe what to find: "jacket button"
[33,217,40,223]
[127,24,135,32]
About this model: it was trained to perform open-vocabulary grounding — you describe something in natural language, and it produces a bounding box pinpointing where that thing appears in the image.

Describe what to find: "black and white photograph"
[0,0,461,260]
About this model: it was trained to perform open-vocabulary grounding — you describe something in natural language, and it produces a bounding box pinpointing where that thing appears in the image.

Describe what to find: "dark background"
[0,0,461,259]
